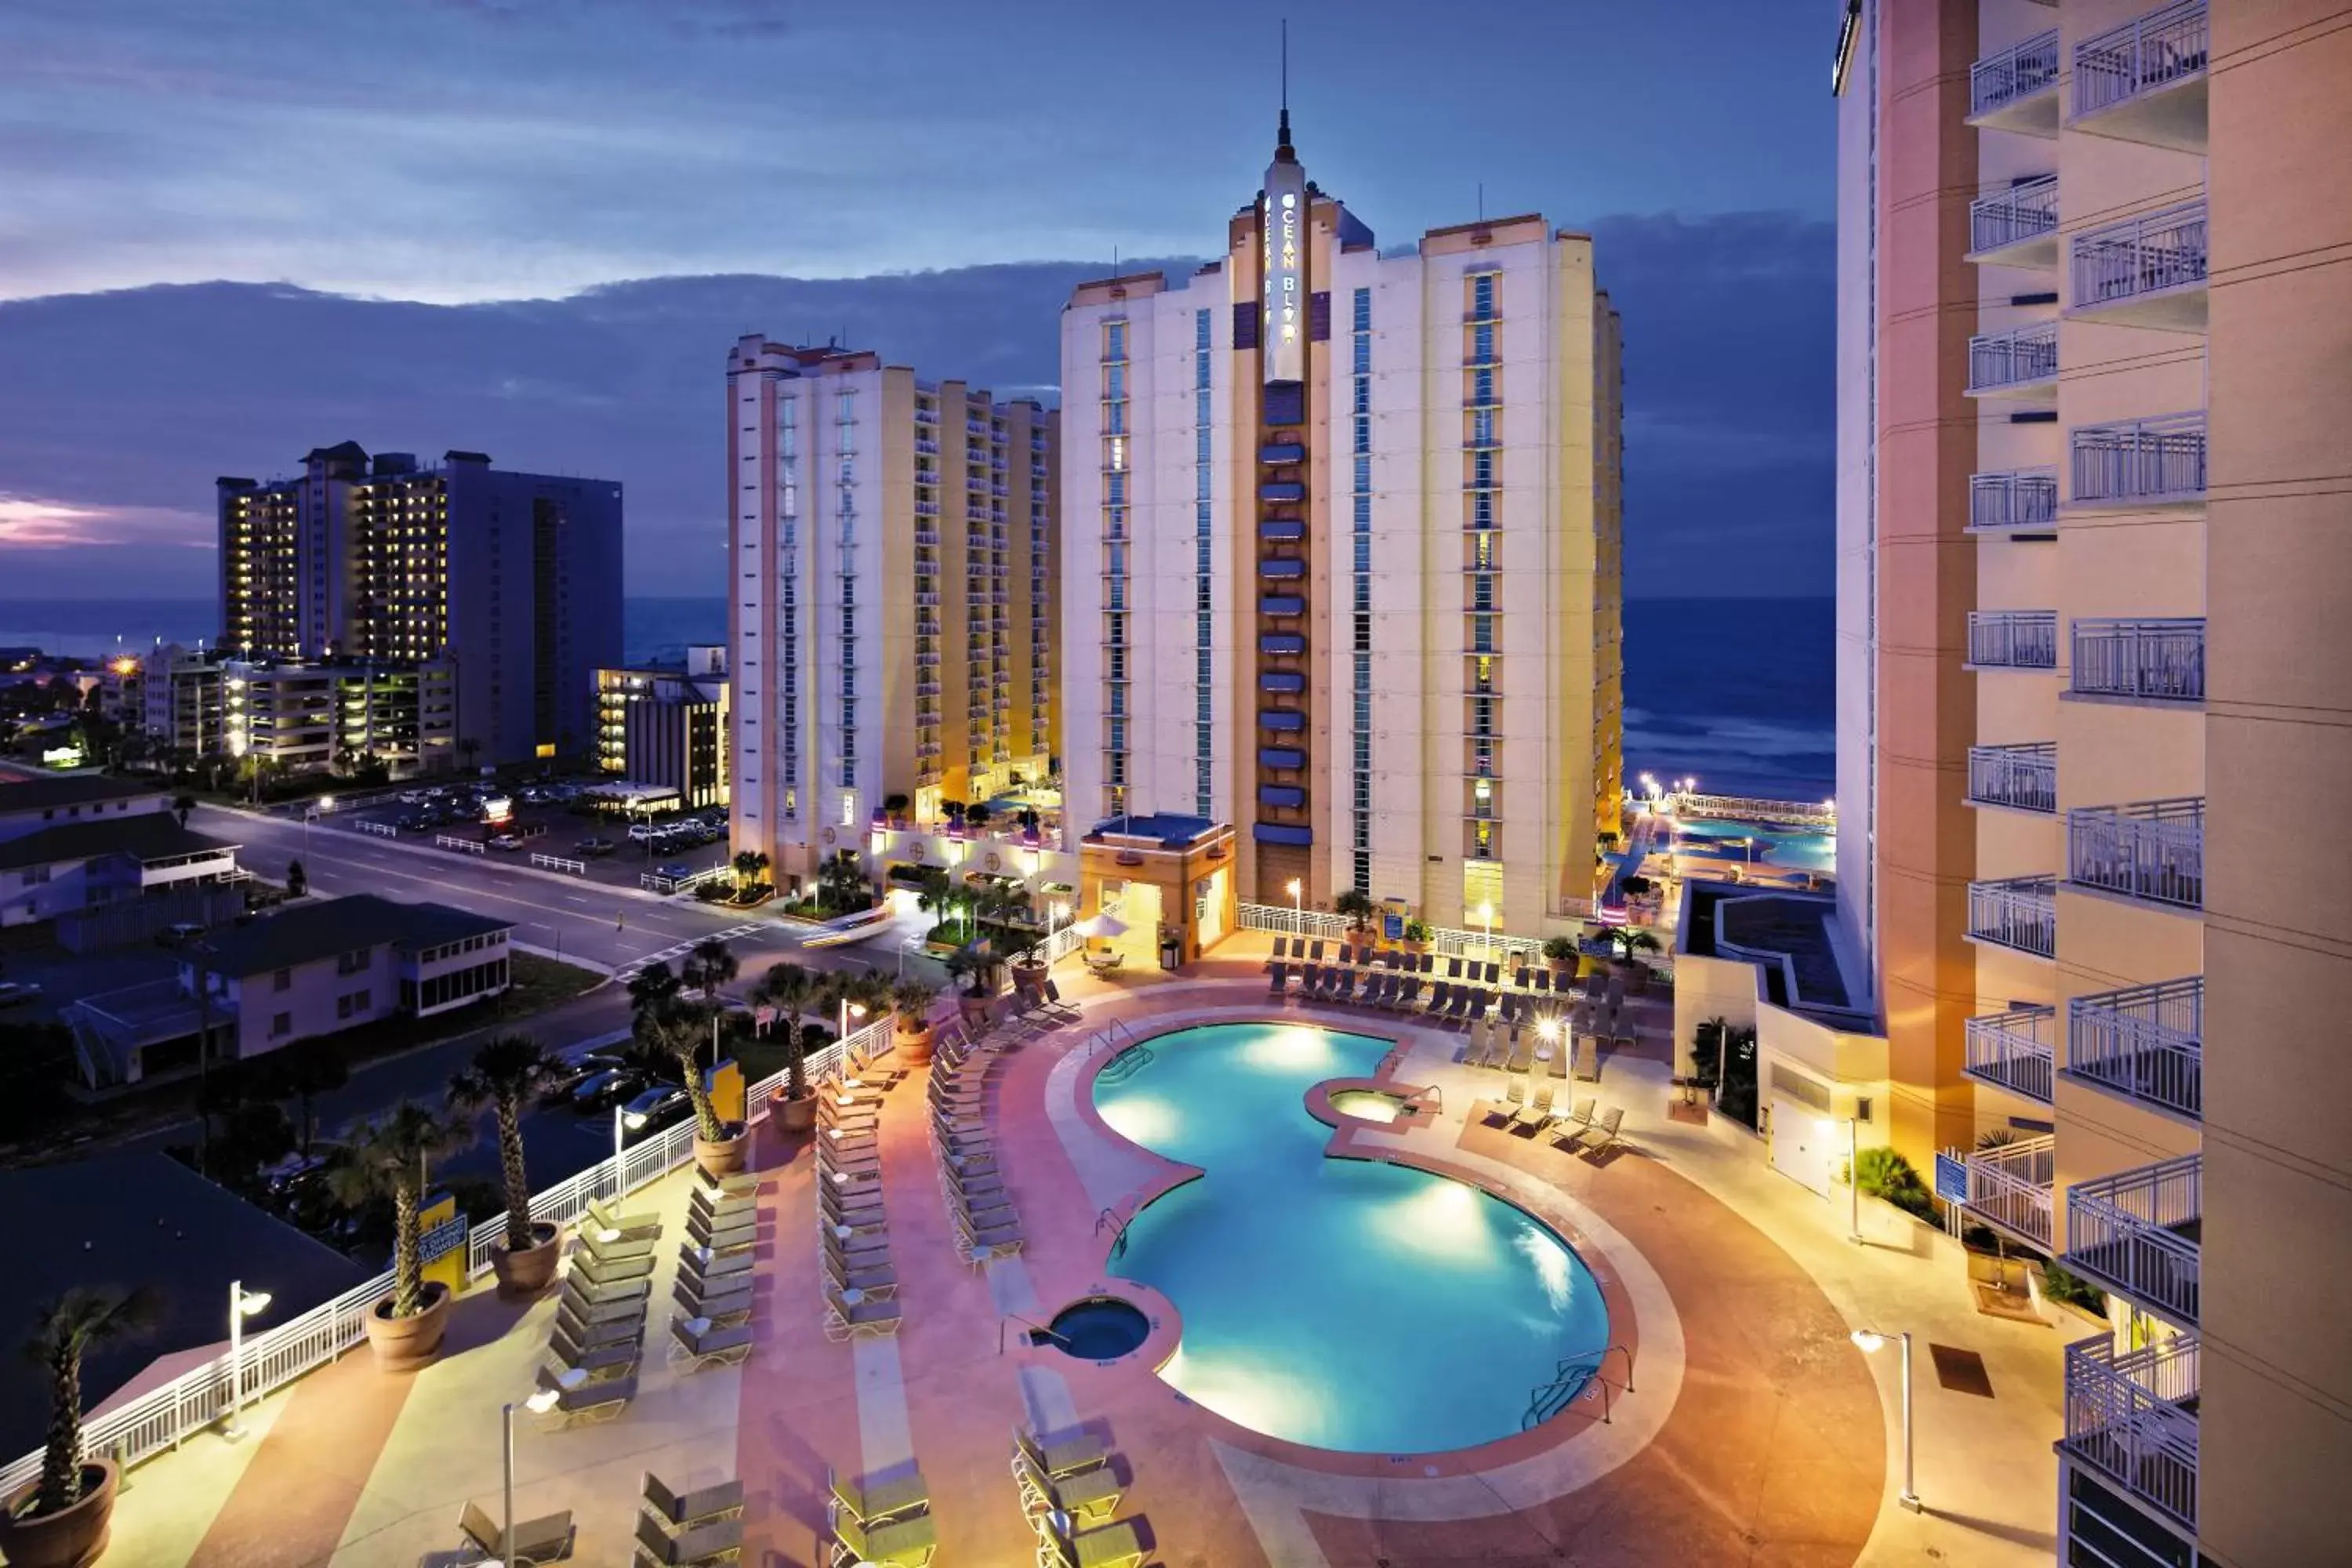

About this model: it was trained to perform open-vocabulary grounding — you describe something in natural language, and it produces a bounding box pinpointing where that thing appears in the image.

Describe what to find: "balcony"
[1966,321,2058,399]
[2068,797,2203,911]
[1964,1004,2056,1104]
[1967,27,2060,136]
[1966,609,2059,671]
[2069,412,2206,511]
[1968,876,2057,959]
[2071,0,2209,152]
[1968,467,2059,535]
[2071,616,2204,704]
[1934,1133,2056,1248]
[1967,742,2057,813]
[2063,1333,2199,1535]
[1968,176,2060,268]
[2070,976,2201,1121]
[2067,1154,2201,1327]
[2071,202,2208,331]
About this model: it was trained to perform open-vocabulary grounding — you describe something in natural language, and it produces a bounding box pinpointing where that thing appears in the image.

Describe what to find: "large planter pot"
[772,1094,816,1134]
[488,1221,561,1299]
[895,1020,936,1066]
[695,1122,751,1178]
[0,1461,118,1568]
[363,1280,452,1374]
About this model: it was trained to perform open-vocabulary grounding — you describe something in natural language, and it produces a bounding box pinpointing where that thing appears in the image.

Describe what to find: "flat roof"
[0,815,238,872]
[1086,812,1225,848]
[193,893,510,976]
[0,774,163,813]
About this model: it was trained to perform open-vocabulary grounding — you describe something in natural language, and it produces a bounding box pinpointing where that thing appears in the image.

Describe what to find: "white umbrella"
[1073,911,1129,939]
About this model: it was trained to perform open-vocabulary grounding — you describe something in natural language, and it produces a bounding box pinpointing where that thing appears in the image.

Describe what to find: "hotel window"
[1464,862,1503,923]
[1195,306,1216,816]
[1472,273,1497,318]
[1348,285,1375,895]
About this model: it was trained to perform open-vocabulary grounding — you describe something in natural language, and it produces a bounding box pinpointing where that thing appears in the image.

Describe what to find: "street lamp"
[1477,900,1496,961]
[840,998,868,1041]
[1286,878,1302,925]
[1850,1328,1922,1512]
[612,1103,626,1178]
[223,1279,272,1441]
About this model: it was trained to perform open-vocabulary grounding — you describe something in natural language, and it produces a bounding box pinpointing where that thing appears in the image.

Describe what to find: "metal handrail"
[2068,976,2201,1120]
[2068,797,2204,909]
[1971,176,2060,256]
[1967,742,2058,813]
[1967,611,2059,670]
[2062,1331,2199,1530]
[2072,201,2207,309]
[998,1314,1073,1356]
[1971,27,2060,118]
[1968,321,2059,393]
[1964,1004,2057,1103]
[2074,0,2209,120]
[1968,877,2059,959]
[2071,413,2206,505]
[1968,468,2060,532]
[2071,615,2205,700]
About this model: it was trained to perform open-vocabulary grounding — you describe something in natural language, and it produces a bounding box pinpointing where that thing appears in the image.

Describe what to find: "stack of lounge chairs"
[815,1083,905,1342]
[669,1169,760,1370]
[927,1026,1024,1267]
[635,1472,743,1567]
[1012,1424,1145,1568]
[828,1464,936,1568]
[456,1498,575,1565]
[538,1197,657,1428]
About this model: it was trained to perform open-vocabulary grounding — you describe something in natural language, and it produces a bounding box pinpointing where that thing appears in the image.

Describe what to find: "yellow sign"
[706,1058,746,1127]
[416,1190,468,1298]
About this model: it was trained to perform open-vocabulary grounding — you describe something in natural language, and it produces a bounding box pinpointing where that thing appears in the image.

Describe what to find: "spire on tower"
[1275,18,1294,162]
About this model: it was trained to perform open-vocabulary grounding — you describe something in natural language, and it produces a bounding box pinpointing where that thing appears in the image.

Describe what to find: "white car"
[627,822,659,842]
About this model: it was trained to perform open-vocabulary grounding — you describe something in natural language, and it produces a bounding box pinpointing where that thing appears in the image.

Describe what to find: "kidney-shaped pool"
[1094,1022,1610,1454]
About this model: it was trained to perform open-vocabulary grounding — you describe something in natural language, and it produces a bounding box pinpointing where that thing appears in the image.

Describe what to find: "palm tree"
[684,937,739,1003]
[171,793,196,829]
[22,1288,158,1515]
[730,849,769,892]
[1333,888,1377,931]
[325,1102,473,1318]
[259,1040,347,1156]
[817,851,869,915]
[753,962,818,1102]
[626,960,683,1018]
[447,1033,561,1256]
[941,945,985,998]
[913,865,957,935]
[1599,926,1662,965]
[891,978,941,1039]
[646,1005,728,1142]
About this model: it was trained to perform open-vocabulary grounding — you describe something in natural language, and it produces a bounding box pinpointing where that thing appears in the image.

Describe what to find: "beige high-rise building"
[1836,2,2352,1563]
[724,339,1061,891]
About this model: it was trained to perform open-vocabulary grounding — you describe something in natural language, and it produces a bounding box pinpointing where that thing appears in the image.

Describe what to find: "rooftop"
[1083,812,1225,848]
[1681,881,1867,1020]
[0,815,237,873]
[0,774,163,814]
[191,893,510,976]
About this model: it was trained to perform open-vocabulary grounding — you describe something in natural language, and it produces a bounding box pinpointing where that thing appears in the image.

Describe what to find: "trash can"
[1159,933,1181,971]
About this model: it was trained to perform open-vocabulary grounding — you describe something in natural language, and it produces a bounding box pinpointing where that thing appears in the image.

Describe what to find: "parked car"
[0,982,42,1008]
[543,1051,635,1105]
[627,822,659,842]
[619,1083,690,1137]
[655,862,694,880]
[488,833,523,851]
[575,837,619,857]
[568,1067,641,1112]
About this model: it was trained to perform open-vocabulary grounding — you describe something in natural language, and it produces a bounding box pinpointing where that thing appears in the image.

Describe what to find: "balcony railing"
[1965,1004,2056,1103]
[1936,1133,2056,1248]
[1969,876,2057,958]
[1968,609,2059,670]
[1967,321,2058,395]
[2072,201,2207,313]
[1971,27,2061,120]
[1969,467,2060,532]
[1968,742,2057,813]
[2070,975,2201,1120]
[2071,413,2205,506]
[2071,616,2204,702]
[2063,1333,2199,1534]
[2067,1154,2201,1326]
[1970,176,2060,258]
[2074,2,2209,122]
[2069,797,2204,909]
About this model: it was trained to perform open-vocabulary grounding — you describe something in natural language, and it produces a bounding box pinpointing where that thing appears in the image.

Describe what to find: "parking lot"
[330,779,736,899]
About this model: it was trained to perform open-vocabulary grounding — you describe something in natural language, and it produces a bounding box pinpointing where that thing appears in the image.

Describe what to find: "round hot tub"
[1327,1087,1406,1124]
[1041,1296,1151,1361]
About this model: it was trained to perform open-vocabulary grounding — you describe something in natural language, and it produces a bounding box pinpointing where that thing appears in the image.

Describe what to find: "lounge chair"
[1264,935,1291,970]
[1015,1423,1110,1479]
[558,1285,648,1325]
[1545,1098,1599,1151]
[1513,966,1531,991]
[1038,978,1082,1020]
[643,1473,745,1532]
[949,1208,1024,1258]
[822,1284,903,1340]
[459,1498,575,1566]
[690,1184,757,1218]
[1502,1032,1531,1073]
[1573,1105,1627,1153]
[575,1225,657,1265]
[631,1510,744,1568]
[667,1312,755,1370]
[1011,1447,1123,1527]
[1548,1036,1571,1080]
[554,1300,643,1347]
[946,1163,1006,1200]
[695,1165,760,1198]
[1511,1083,1556,1133]
[1479,1077,1526,1127]
[1483,962,1502,987]
[529,1365,637,1430]
[829,1465,929,1526]
[689,1192,758,1232]
[1531,968,1552,994]
[1330,969,1358,1004]
[682,1236,758,1277]
[1497,993,1521,1026]
[1266,962,1290,997]
[673,1276,753,1325]
[1423,981,1452,1015]
[1034,1510,1146,1568]
[686,1209,759,1253]
[1445,987,1473,1022]
[1395,975,1423,1009]
[570,1247,654,1287]
[1305,938,1326,964]
[820,1196,887,1236]
[585,1195,662,1243]
[551,1322,641,1378]
[831,1509,938,1568]
[824,1247,898,1300]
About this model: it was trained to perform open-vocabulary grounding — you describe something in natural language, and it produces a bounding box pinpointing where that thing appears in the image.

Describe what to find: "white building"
[1057,111,1624,938]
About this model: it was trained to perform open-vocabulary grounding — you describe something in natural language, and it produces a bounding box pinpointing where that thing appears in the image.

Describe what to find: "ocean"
[0,594,1835,802]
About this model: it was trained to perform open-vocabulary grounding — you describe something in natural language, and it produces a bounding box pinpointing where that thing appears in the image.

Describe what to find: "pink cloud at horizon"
[0,495,213,550]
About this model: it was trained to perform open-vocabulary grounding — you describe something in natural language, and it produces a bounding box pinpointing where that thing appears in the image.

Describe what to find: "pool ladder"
[1094,1044,1156,1085]
[1523,1344,1635,1430]
[1085,1019,1138,1057]
[1093,1205,1131,1261]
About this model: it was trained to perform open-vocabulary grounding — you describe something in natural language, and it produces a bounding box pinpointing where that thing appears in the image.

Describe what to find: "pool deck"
[109,932,2063,1567]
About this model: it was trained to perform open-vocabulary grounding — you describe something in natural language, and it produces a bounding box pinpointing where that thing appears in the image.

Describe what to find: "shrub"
[2042,1261,2108,1316]
[1541,934,1577,964]
[1856,1146,1938,1224]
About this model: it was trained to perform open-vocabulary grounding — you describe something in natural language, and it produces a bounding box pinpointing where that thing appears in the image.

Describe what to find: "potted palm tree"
[327,1102,472,1373]
[447,1033,564,1298]
[1598,926,1663,991]
[0,1290,157,1568]
[1541,933,1579,981]
[1400,917,1432,956]
[1332,889,1377,943]
[890,978,940,1065]
[644,1004,747,1177]
[752,962,818,1134]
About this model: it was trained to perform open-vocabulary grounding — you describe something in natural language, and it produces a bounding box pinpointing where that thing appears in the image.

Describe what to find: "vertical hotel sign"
[1261,162,1308,385]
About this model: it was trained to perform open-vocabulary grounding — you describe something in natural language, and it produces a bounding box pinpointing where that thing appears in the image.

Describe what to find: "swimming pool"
[1671,816,1836,873]
[1094,1023,1610,1453]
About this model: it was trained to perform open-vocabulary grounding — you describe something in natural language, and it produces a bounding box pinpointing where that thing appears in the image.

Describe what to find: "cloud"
[0,211,1832,600]
[428,0,795,38]
[0,495,214,550]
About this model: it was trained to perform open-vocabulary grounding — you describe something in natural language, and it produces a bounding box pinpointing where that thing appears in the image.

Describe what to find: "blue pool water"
[1095,1023,1610,1453]
[1671,816,1837,873]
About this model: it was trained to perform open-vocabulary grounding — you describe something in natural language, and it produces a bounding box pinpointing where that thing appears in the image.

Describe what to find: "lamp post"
[223,1279,272,1441]
[612,1103,625,1181]
[1286,877,1302,927]
[1846,1118,1863,1245]
[1477,900,1496,964]
[840,998,867,1047]
[1850,1328,1921,1512]
[502,1400,520,1561]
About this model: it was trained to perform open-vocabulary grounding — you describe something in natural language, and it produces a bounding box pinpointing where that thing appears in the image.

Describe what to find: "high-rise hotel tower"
[1059,111,1624,935]
[725,339,1060,891]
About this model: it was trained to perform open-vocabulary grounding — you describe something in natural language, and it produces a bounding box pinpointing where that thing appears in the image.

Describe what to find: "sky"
[0,0,1838,601]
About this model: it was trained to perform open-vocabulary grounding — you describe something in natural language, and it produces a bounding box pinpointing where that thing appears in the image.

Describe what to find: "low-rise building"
[0,814,242,928]
[130,647,456,777]
[593,646,729,809]
[67,894,515,1087]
